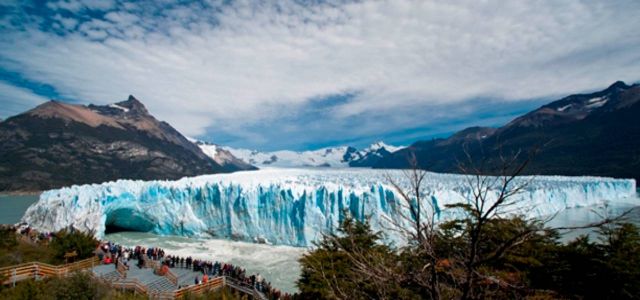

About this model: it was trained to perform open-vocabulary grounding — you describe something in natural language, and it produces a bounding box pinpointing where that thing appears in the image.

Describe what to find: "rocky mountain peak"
[0,95,226,191]
[606,80,630,91]
[114,95,149,114]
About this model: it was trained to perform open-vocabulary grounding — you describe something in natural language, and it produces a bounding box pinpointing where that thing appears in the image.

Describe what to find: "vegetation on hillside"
[0,226,98,267]
[297,215,640,299]
[297,157,640,299]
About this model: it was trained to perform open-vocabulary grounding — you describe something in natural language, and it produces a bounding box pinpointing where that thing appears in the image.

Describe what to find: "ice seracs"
[21,169,637,247]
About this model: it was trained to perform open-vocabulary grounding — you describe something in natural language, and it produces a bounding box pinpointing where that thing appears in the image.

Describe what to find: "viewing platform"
[0,256,269,300]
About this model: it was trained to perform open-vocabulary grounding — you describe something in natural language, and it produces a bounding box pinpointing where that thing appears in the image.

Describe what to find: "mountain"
[222,141,403,168]
[0,96,232,192]
[347,142,404,167]
[192,140,257,172]
[375,81,640,181]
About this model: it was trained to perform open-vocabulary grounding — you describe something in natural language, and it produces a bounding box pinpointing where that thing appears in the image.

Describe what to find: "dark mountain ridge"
[375,81,640,181]
[0,96,236,192]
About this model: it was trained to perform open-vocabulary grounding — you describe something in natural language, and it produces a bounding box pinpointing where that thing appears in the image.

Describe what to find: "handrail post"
[12,268,16,287]
[35,264,39,281]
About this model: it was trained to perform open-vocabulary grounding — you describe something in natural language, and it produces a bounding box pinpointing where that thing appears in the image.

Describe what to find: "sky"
[0,0,639,151]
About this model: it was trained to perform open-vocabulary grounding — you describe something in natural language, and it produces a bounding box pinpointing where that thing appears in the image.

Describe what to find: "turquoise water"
[0,194,39,224]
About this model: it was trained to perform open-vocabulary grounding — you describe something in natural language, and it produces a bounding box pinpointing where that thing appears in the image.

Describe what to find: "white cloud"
[1,0,639,147]
[104,11,138,26]
[0,81,49,119]
[53,14,78,30]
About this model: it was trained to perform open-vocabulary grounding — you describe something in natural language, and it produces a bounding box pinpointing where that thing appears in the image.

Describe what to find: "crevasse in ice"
[21,169,637,247]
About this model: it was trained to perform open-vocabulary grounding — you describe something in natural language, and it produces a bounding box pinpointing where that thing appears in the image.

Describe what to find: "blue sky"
[1,0,639,151]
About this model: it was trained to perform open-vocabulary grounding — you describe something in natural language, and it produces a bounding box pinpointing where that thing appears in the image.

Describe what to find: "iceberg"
[21,169,637,247]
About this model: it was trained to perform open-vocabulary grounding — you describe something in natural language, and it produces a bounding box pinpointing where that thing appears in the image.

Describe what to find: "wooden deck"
[0,256,268,299]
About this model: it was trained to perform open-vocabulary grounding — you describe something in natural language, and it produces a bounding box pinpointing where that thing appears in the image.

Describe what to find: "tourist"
[92,241,286,299]
[256,273,263,290]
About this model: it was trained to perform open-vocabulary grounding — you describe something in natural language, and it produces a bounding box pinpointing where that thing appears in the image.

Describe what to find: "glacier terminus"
[21,169,637,247]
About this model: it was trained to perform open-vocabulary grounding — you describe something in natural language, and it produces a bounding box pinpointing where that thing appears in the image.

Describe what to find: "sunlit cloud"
[1,0,639,150]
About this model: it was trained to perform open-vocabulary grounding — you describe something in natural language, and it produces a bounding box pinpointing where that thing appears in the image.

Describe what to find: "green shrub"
[0,227,18,250]
[49,229,98,263]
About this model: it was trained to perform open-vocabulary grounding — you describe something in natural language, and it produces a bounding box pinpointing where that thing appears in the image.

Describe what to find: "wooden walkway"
[0,256,100,286]
[0,256,268,300]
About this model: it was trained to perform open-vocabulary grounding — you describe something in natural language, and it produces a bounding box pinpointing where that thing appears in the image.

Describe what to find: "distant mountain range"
[0,96,253,192]
[198,141,404,168]
[191,140,257,171]
[2,81,637,191]
[374,81,640,181]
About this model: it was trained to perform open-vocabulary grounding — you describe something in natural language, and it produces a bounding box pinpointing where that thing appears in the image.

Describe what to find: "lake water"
[546,202,640,242]
[0,194,39,224]
[2,193,639,293]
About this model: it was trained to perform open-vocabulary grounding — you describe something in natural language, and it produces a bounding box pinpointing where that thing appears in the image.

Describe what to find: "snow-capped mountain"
[377,81,640,181]
[218,141,404,168]
[189,139,257,172]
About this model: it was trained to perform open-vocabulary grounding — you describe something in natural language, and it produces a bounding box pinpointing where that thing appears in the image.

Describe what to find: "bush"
[0,227,17,250]
[297,216,408,299]
[0,232,56,267]
[0,272,147,300]
[296,216,640,299]
[1,272,98,299]
[49,229,98,263]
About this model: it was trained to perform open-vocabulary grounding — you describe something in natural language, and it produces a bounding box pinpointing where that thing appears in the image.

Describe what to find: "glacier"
[21,169,637,247]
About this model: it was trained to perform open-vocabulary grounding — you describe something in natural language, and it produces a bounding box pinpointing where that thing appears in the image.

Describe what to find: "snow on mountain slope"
[367,141,403,153]
[192,140,256,172]
[223,142,404,168]
[223,146,351,168]
[22,169,637,247]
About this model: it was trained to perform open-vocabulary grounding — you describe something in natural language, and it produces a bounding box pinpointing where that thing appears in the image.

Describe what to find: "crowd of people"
[5,224,294,298]
[96,242,167,271]
[13,223,53,244]
[96,241,293,299]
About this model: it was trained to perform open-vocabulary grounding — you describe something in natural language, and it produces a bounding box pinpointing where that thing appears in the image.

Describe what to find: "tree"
[297,216,405,299]
[296,147,637,299]
[49,228,98,263]
[534,223,640,299]
[452,149,535,300]
[382,154,444,299]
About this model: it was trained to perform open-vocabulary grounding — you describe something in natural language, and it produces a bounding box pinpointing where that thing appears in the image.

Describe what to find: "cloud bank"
[1,0,639,150]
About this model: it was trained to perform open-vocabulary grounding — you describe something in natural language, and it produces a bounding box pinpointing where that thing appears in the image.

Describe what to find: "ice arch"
[104,207,156,234]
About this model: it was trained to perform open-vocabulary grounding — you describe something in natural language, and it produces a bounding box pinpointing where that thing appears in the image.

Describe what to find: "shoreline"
[0,191,41,196]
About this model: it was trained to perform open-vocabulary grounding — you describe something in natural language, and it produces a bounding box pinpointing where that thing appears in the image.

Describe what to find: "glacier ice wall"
[21,169,637,247]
